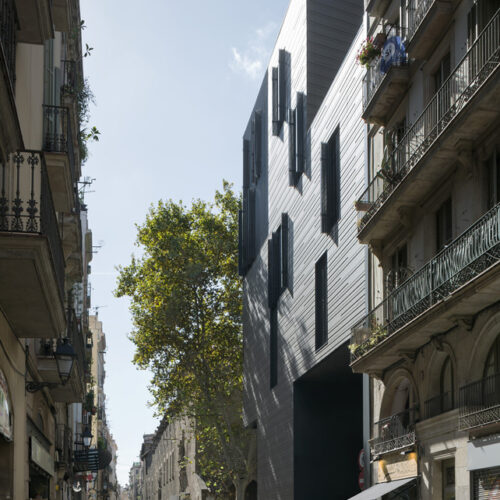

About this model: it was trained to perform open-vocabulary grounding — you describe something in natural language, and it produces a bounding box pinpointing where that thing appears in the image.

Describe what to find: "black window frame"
[289,92,305,186]
[320,128,341,234]
[315,252,328,350]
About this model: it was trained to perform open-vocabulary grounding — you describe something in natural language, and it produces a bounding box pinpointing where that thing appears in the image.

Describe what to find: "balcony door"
[483,336,500,408]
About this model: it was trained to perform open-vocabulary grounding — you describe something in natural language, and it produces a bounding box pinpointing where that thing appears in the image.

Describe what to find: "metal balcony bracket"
[26,381,59,393]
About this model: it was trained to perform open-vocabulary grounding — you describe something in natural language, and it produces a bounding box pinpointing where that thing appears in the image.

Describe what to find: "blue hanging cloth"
[380,36,406,74]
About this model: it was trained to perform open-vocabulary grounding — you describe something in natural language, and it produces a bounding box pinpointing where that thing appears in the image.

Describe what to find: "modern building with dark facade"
[239,0,368,498]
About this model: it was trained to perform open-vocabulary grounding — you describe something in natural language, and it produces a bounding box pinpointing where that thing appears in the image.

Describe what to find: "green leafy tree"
[115,182,253,498]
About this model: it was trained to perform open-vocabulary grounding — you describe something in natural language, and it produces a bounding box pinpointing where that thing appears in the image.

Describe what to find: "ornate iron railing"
[351,202,500,361]
[56,424,73,467]
[372,407,418,455]
[424,391,454,419]
[406,0,435,42]
[363,26,408,111]
[0,0,17,89]
[459,372,500,430]
[43,105,77,186]
[0,151,65,302]
[357,9,500,232]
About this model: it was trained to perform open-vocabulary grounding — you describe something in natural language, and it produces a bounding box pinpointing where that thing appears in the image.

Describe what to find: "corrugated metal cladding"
[241,0,366,495]
[473,466,500,499]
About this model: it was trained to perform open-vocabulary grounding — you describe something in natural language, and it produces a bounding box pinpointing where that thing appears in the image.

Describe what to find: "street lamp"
[82,426,93,448]
[55,338,77,385]
[25,338,77,392]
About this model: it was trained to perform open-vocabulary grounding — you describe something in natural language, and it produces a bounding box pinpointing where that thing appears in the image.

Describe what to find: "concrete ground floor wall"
[254,344,364,500]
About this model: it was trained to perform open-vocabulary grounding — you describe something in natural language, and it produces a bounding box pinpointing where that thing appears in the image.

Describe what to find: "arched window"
[245,481,257,500]
[440,356,454,411]
[484,335,500,379]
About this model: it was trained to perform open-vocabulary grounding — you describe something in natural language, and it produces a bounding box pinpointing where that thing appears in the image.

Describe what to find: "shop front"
[29,434,55,500]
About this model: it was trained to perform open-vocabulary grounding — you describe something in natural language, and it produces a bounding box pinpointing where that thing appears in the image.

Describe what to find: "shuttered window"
[252,111,262,182]
[238,139,256,276]
[270,308,278,388]
[472,466,500,499]
[272,49,287,136]
[321,128,341,234]
[315,252,328,349]
[267,214,290,308]
[288,92,305,186]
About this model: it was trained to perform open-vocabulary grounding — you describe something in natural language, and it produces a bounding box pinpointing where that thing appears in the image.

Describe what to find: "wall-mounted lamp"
[82,426,93,448]
[26,338,77,392]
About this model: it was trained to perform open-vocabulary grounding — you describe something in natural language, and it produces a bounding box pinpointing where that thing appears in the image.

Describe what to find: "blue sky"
[79,0,289,486]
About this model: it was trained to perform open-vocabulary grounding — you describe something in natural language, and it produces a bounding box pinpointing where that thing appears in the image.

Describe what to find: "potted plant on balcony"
[357,37,381,68]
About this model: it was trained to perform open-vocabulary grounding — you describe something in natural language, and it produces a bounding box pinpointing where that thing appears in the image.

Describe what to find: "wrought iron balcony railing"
[357,10,500,232]
[0,151,65,301]
[351,202,500,362]
[0,0,17,90]
[372,407,418,455]
[43,105,77,185]
[362,27,408,111]
[406,0,435,42]
[459,372,500,430]
[424,391,454,419]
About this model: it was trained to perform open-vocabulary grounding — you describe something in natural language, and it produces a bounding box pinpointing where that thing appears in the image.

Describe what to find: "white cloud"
[230,22,277,80]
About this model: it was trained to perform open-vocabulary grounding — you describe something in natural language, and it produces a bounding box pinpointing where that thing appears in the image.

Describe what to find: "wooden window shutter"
[288,108,296,186]
[321,142,331,233]
[295,92,305,175]
[281,213,289,290]
[272,67,279,136]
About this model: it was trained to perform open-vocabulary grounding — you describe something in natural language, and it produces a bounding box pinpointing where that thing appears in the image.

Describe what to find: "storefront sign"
[31,436,54,476]
[0,369,12,441]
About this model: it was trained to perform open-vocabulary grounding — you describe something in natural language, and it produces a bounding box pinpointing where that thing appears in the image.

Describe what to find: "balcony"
[52,0,70,32]
[14,0,53,44]
[55,424,73,468]
[362,53,409,125]
[43,105,77,213]
[406,0,455,60]
[350,202,500,372]
[459,372,500,431]
[356,11,500,242]
[0,0,23,154]
[0,151,65,338]
[424,391,454,419]
[371,407,417,456]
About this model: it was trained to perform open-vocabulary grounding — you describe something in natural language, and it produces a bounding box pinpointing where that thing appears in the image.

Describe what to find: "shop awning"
[347,477,417,500]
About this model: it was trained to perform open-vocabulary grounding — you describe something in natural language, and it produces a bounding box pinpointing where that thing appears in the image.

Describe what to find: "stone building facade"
[349,0,500,497]
[140,417,212,500]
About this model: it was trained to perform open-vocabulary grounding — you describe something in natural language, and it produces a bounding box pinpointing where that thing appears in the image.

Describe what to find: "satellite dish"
[72,482,82,493]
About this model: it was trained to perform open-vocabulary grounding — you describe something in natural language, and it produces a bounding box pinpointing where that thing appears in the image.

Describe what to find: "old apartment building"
[0,0,110,498]
[239,0,368,498]
[241,0,500,498]
[349,0,500,498]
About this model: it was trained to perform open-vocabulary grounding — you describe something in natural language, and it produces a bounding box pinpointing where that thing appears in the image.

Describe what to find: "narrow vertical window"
[278,49,286,125]
[320,128,341,234]
[288,107,296,186]
[281,213,289,290]
[295,92,305,175]
[270,308,278,388]
[315,253,328,349]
